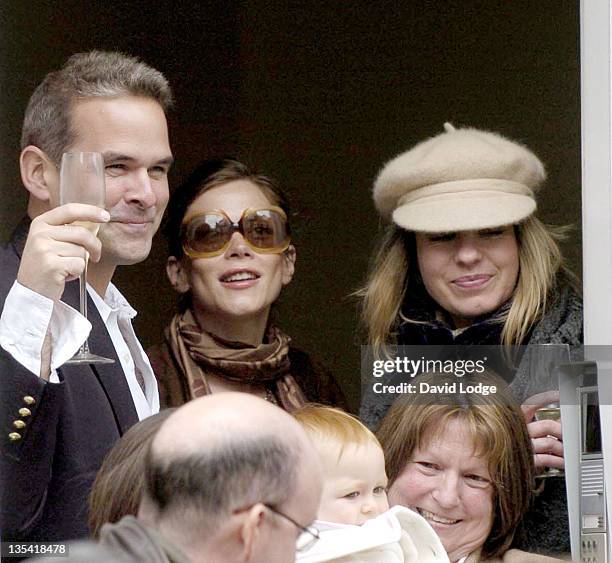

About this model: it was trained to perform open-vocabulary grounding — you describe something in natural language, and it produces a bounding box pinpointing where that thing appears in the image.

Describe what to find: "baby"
[293,405,449,563]
[294,403,389,525]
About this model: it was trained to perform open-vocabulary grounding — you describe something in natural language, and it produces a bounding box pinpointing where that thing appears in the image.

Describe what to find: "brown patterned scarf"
[166,309,307,411]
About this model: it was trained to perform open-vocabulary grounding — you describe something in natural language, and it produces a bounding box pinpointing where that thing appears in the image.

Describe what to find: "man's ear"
[281,245,296,286]
[239,504,267,561]
[166,256,191,294]
[20,146,59,205]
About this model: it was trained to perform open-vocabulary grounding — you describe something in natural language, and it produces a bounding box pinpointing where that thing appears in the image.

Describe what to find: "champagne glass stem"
[70,248,113,364]
[77,262,91,357]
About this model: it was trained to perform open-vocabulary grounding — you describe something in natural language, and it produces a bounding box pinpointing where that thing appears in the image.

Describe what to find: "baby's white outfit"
[297,505,449,562]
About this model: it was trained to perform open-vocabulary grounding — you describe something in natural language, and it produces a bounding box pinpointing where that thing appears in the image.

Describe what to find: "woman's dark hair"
[162,157,291,260]
[88,409,176,538]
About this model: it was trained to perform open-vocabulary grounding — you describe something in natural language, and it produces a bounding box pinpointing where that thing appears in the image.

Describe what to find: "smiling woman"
[359,124,581,366]
[146,158,347,411]
[378,371,565,563]
[415,226,520,329]
[358,124,582,556]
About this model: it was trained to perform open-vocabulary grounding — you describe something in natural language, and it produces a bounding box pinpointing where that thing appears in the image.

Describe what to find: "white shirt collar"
[89,282,137,323]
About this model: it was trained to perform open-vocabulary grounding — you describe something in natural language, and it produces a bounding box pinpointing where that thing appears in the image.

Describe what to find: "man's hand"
[17,204,110,302]
[521,390,564,470]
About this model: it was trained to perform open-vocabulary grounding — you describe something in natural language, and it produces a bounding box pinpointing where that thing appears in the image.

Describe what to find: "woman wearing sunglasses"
[147,158,347,411]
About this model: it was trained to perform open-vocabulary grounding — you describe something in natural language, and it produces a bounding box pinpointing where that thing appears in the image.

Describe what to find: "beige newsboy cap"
[373,123,546,232]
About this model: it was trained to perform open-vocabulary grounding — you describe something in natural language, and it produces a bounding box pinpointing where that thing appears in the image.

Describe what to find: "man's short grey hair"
[21,50,173,164]
[143,435,300,543]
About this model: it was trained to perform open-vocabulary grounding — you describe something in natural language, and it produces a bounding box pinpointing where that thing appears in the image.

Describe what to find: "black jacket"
[0,218,139,542]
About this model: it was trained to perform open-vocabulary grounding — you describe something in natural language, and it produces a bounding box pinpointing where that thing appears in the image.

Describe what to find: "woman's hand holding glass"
[522,390,565,473]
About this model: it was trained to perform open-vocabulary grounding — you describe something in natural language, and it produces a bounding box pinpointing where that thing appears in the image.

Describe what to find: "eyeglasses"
[180,206,291,258]
[264,504,320,553]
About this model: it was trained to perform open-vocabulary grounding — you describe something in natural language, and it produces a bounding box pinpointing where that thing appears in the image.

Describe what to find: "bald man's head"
[139,393,322,559]
[151,392,309,459]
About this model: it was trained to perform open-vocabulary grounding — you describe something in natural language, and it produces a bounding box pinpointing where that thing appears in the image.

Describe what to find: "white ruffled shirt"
[0,281,159,420]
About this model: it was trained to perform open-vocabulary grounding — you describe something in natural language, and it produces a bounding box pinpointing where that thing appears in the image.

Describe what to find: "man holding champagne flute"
[0,51,174,544]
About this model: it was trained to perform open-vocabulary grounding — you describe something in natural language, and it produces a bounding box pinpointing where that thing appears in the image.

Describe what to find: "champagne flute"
[59,152,114,364]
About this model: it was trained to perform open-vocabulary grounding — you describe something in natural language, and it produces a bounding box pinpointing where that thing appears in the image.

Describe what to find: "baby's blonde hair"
[293,404,382,460]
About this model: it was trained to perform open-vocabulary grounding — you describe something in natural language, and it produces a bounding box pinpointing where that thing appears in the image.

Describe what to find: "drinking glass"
[534,403,563,477]
[59,152,114,364]
[530,343,569,478]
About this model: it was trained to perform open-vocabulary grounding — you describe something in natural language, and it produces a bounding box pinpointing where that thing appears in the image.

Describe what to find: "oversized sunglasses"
[181,206,291,258]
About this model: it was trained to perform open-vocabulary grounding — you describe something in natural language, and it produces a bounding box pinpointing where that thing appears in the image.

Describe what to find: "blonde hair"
[358,216,574,356]
[377,371,534,560]
[293,404,381,458]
